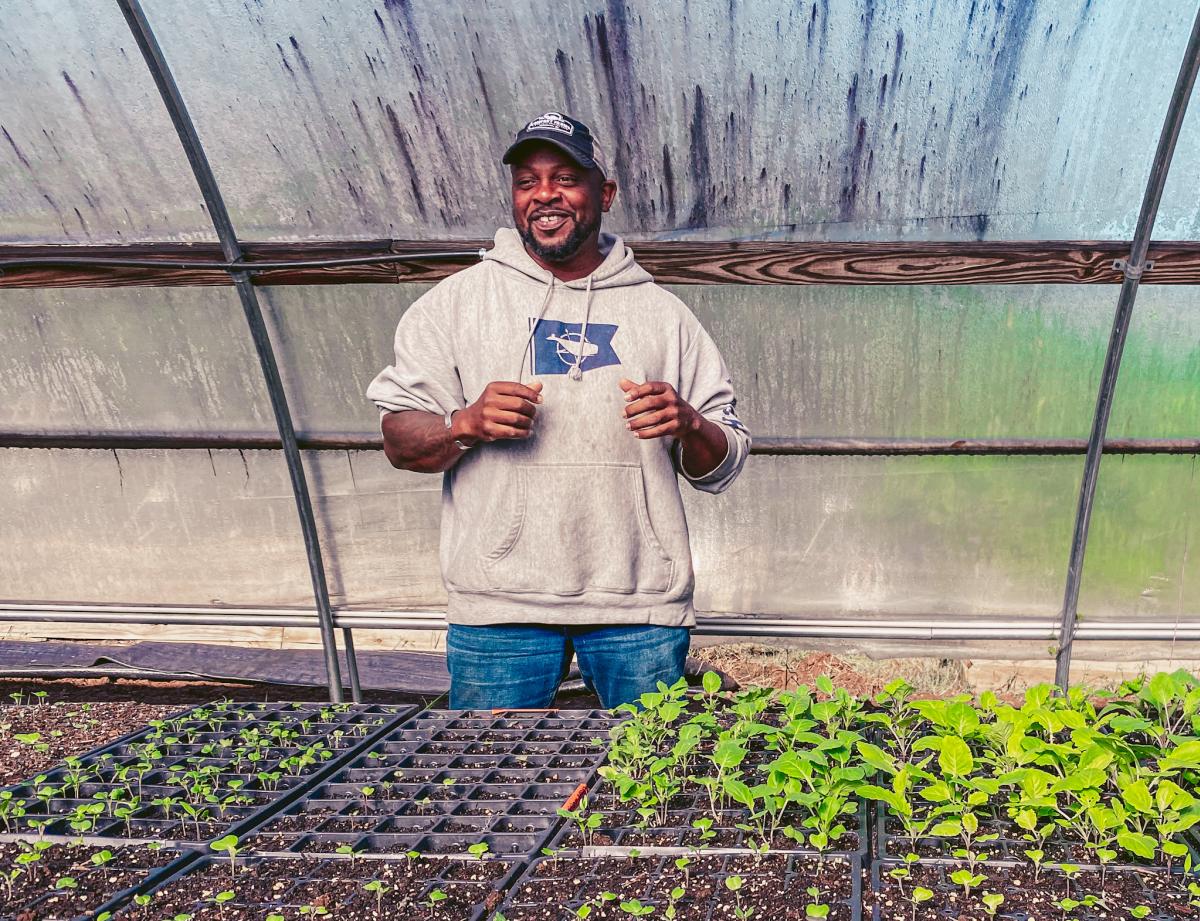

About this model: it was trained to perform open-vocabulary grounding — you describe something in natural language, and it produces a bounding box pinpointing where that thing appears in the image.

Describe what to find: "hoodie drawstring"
[516,273,595,384]
[517,276,555,383]
[569,275,594,382]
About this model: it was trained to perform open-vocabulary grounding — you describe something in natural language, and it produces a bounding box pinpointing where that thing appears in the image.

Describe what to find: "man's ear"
[600,178,618,212]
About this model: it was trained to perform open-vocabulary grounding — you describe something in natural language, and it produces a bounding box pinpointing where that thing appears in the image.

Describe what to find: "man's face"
[510,144,617,263]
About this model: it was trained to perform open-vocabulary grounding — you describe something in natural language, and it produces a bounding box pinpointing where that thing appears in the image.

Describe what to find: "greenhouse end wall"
[1,282,1196,625]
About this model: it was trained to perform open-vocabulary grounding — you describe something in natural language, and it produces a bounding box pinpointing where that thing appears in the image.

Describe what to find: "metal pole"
[114,0,356,702]
[4,429,1200,456]
[8,601,1200,641]
[1055,6,1200,690]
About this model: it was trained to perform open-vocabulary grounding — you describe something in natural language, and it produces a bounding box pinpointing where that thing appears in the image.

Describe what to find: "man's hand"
[455,380,544,444]
[619,378,728,478]
[618,378,700,439]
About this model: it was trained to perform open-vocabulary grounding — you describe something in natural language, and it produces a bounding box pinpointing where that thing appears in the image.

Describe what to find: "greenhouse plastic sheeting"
[2,282,1198,616]
[5,1,1198,243]
[0,1,215,242]
[137,0,1199,242]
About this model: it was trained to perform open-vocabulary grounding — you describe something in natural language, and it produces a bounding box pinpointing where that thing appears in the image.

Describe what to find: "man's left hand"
[618,378,701,439]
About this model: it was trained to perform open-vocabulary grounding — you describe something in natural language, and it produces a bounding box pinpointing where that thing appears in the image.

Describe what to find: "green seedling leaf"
[938,736,974,777]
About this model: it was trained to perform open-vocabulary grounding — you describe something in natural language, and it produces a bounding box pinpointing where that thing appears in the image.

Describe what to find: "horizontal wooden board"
[2,240,1200,287]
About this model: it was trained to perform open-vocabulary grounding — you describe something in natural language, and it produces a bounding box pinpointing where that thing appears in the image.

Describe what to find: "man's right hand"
[454,381,543,445]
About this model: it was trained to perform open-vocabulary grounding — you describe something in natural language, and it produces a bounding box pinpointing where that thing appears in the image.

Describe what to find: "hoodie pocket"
[480,464,674,596]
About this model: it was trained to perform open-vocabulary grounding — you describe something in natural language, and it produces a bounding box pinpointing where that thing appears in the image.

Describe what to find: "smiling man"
[366,112,750,709]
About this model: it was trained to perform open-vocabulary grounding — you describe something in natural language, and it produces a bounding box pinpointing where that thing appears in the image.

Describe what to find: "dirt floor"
[0,697,176,784]
[690,643,971,698]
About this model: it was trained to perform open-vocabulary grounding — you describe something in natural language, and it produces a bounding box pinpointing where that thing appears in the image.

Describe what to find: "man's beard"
[519,214,598,262]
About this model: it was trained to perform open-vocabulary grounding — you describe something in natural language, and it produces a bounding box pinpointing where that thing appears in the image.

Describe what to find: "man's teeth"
[536,214,567,227]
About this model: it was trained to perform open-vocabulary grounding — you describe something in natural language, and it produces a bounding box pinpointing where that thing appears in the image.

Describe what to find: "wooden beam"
[3,240,1200,288]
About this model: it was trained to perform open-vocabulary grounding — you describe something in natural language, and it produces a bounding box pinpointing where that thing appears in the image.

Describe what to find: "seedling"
[724,875,752,920]
[949,868,985,900]
[981,892,1004,917]
[364,879,390,915]
[426,888,449,912]
[664,885,686,919]
[210,834,241,883]
[467,841,490,860]
[559,795,603,846]
[804,886,829,919]
[909,887,933,921]
[618,900,654,917]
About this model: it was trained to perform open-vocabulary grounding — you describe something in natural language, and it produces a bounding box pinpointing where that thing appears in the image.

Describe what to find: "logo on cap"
[525,112,575,136]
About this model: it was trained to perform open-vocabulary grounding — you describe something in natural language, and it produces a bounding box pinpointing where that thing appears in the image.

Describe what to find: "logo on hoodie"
[529,318,621,375]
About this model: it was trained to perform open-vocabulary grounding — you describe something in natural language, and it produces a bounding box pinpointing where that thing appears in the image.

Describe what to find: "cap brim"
[502,135,598,170]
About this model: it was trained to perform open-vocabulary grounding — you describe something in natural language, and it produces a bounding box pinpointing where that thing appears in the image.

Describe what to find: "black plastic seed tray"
[548,778,870,858]
[0,839,185,921]
[868,857,1190,921]
[236,710,622,857]
[243,781,586,856]
[99,852,526,921]
[874,802,1198,875]
[0,702,415,843]
[494,851,862,921]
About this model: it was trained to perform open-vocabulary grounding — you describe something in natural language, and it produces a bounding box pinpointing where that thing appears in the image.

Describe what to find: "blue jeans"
[446,623,690,710]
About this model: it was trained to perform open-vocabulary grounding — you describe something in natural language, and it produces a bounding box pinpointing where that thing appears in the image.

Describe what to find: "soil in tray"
[117,856,513,921]
[0,839,177,921]
[0,701,175,785]
[577,797,862,853]
[499,853,857,921]
[868,862,1200,921]
[880,817,1183,869]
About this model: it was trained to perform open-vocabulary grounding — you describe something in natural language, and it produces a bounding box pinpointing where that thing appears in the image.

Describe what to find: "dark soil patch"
[0,840,177,921]
[0,701,175,785]
[118,855,513,921]
[868,861,1200,920]
[500,853,856,920]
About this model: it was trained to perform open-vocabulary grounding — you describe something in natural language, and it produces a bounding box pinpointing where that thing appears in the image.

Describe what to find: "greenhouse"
[1,0,1200,918]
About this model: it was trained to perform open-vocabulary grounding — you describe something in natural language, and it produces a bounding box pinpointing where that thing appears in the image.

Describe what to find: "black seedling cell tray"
[551,777,869,858]
[0,839,185,921]
[868,857,1196,921]
[100,852,526,921]
[0,702,416,845]
[874,802,1198,875]
[235,709,622,858]
[495,851,862,921]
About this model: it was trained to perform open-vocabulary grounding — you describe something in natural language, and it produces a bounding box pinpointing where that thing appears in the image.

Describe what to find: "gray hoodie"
[367,228,750,627]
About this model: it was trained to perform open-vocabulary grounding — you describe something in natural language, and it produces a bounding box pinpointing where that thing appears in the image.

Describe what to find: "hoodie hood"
[482,227,653,289]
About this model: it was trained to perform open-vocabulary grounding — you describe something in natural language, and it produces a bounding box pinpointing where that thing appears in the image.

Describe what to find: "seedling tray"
[100,852,526,921]
[0,702,416,844]
[873,802,1199,875]
[868,855,1200,920]
[550,774,869,857]
[240,710,623,857]
[494,851,862,921]
[0,839,184,921]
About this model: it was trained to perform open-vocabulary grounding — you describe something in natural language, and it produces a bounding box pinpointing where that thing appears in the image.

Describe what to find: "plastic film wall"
[2,283,1197,623]
[1,0,1199,636]
[3,0,1200,243]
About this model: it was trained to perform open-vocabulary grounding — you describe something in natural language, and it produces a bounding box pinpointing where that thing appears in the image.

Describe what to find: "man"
[367,112,750,709]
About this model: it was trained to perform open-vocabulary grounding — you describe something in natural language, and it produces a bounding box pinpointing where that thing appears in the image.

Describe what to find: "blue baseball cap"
[502,111,607,176]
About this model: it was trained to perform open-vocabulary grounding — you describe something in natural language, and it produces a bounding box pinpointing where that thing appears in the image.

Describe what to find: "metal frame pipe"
[1054,6,1200,690]
[5,602,1200,642]
[0,251,483,273]
[2,430,1199,456]
[114,0,357,702]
